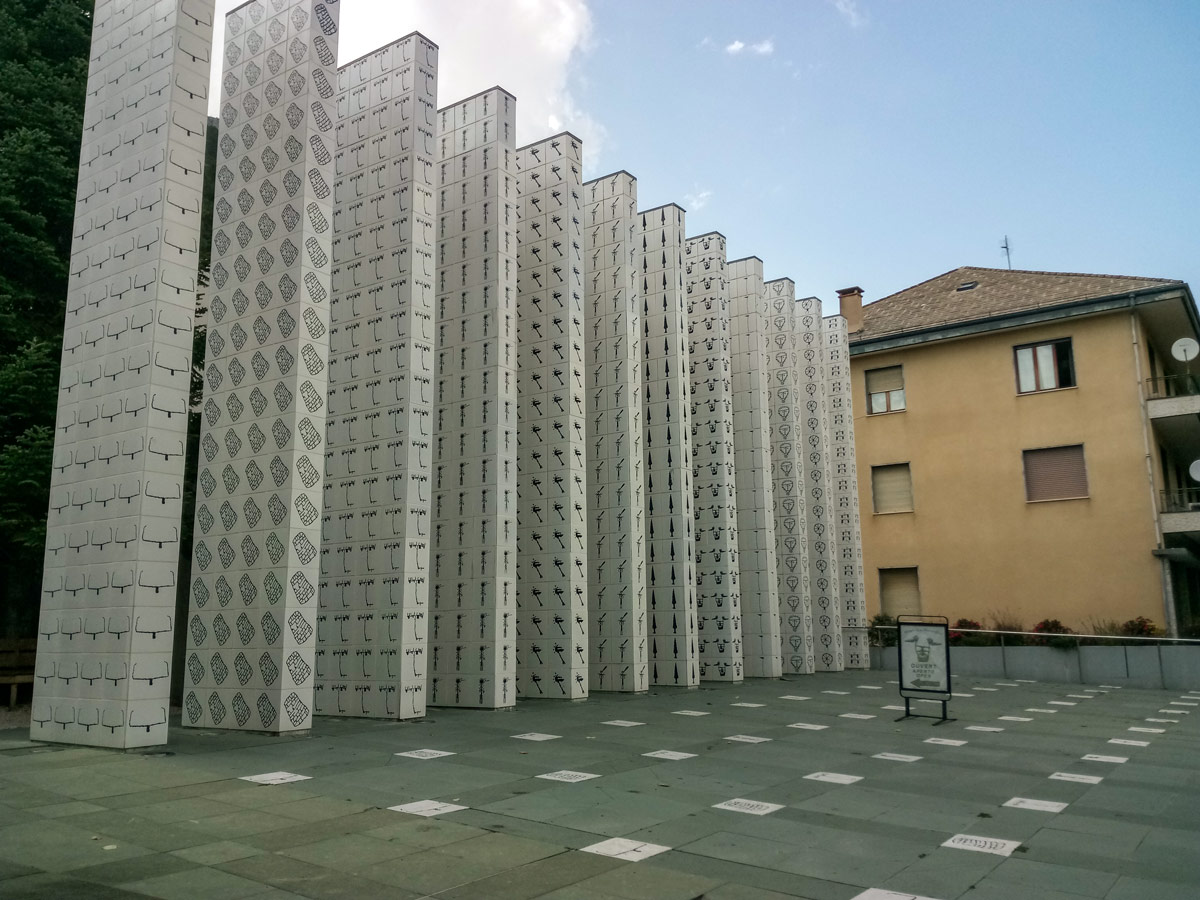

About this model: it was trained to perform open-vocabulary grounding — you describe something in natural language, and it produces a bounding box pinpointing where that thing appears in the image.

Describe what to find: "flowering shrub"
[1031,618,1076,648]
[949,618,985,645]
[870,613,898,647]
[1120,616,1158,637]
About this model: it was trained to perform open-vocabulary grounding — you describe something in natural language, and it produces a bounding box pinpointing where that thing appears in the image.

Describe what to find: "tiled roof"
[855,266,1182,340]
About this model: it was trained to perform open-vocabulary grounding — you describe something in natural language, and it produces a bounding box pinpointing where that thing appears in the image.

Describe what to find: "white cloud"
[725,40,745,55]
[750,39,774,56]
[832,0,867,28]
[684,188,713,212]
[207,0,607,173]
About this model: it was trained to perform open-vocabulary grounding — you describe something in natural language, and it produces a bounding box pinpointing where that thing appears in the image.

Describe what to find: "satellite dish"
[1189,460,1200,483]
[1172,338,1199,363]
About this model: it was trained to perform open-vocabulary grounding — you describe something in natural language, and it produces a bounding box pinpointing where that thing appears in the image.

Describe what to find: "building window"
[1023,444,1088,501]
[872,463,913,513]
[1015,338,1075,393]
[866,365,905,413]
[880,567,920,617]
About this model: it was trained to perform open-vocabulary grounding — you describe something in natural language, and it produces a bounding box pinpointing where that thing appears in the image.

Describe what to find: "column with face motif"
[822,314,867,668]
[515,133,588,699]
[184,0,341,733]
[316,32,439,719]
[684,233,742,682]
[582,171,647,692]
[34,0,216,749]
[796,297,843,671]
[429,88,519,708]
[728,257,781,678]
[765,278,814,675]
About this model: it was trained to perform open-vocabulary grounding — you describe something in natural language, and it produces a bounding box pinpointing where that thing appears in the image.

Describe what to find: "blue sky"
[209,0,1200,308]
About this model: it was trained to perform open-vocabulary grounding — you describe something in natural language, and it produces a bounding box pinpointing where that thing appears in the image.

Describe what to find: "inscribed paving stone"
[840,713,876,720]
[778,695,810,700]
[731,703,766,708]
[725,735,771,743]
[537,771,601,783]
[512,733,562,741]
[672,710,710,716]
[1146,718,1179,723]
[882,705,907,711]
[942,834,1021,856]
[788,722,828,730]
[389,800,468,817]
[1129,726,1164,733]
[924,738,966,746]
[874,753,921,762]
[857,685,883,690]
[1027,708,1057,713]
[1160,708,1190,713]
[975,687,998,691]
[999,716,1032,722]
[1049,773,1102,784]
[1109,738,1149,747]
[804,772,862,784]
[1047,701,1076,706]
[580,837,671,861]
[713,798,784,815]
[395,749,455,759]
[965,726,1003,732]
[994,683,1019,687]
[1004,798,1068,813]
[600,720,645,727]
[852,890,944,900]
[1066,694,1093,699]
[643,750,697,760]
[239,772,310,785]
[823,690,850,695]
[955,693,975,697]
[1081,754,1126,763]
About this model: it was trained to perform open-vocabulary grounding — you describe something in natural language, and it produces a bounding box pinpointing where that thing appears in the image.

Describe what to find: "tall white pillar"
[316,32,439,719]
[684,233,742,682]
[430,88,519,708]
[640,204,698,687]
[583,171,648,692]
[728,258,781,678]
[515,133,589,699]
[33,0,215,748]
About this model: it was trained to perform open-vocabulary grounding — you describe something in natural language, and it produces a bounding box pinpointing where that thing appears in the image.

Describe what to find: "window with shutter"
[1023,445,1088,501]
[866,365,905,414]
[872,463,913,513]
[880,567,920,617]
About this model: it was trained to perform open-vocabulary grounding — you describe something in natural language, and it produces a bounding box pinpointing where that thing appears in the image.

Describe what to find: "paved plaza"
[1,670,1197,900]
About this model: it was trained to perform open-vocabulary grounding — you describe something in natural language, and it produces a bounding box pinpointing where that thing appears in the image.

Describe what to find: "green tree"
[0,0,92,634]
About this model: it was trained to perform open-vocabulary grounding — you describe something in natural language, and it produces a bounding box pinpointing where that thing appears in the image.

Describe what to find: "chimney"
[837,286,864,334]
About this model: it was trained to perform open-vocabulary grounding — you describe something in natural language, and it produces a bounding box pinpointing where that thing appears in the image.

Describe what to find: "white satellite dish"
[1189,460,1200,483]
[1172,338,1199,363]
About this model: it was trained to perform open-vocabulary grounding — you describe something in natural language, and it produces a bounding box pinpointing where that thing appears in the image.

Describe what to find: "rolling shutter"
[872,463,913,513]
[1023,445,1087,501]
[880,568,920,617]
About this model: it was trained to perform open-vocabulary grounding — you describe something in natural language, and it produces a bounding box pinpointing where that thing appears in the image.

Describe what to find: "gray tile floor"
[1,670,1197,899]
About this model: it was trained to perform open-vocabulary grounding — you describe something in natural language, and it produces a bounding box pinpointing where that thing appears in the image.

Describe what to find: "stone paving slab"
[0,670,1197,899]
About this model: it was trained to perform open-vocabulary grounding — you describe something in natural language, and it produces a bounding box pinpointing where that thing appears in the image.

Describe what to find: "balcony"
[1160,488,1200,533]
[1146,374,1200,419]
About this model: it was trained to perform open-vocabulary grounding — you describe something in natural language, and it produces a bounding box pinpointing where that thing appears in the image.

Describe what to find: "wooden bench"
[0,639,36,709]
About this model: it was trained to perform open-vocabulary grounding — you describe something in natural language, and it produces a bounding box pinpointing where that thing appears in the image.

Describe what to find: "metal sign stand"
[896,615,954,725]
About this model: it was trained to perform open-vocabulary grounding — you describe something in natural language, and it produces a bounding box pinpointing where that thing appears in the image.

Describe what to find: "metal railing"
[869,625,1200,688]
[1161,488,1200,514]
[1146,373,1200,399]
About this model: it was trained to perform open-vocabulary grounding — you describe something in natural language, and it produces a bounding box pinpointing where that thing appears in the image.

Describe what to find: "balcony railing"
[1146,373,1200,399]
[1161,488,1200,514]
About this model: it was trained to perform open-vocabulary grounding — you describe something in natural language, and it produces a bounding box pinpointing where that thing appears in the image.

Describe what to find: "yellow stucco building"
[844,267,1200,636]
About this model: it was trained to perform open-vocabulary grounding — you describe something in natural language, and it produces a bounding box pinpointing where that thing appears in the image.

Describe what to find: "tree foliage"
[0,0,92,633]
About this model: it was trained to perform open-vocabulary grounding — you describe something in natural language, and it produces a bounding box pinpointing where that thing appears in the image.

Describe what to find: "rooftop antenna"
[1001,235,1012,270]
